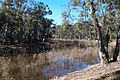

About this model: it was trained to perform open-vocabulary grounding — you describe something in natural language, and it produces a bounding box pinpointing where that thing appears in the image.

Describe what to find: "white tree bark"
[99,49,108,66]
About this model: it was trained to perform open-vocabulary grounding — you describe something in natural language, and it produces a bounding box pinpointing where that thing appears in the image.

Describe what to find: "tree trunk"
[89,0,109,64]
[113,25,120,62]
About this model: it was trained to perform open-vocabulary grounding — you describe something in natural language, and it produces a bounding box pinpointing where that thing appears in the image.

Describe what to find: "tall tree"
[99,0,120,62]
[65,0,120,65]
[89,0,109,64]
[0,0,53,45]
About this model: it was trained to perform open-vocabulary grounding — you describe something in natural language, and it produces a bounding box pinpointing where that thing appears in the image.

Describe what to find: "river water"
[0,41,100,80]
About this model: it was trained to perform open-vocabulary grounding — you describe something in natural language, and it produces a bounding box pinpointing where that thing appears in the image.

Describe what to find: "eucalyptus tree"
[24,1,53,43]
[0,0,53,45]
[65,0,120,65]
[100,0,120,62]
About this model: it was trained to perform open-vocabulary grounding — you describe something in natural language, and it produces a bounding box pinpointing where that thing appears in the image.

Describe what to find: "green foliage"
[58,0,120,40]
[52,21,95,40]
[0,0,53,44]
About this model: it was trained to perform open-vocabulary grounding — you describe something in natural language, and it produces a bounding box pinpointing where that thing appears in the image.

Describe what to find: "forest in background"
[0,0,119,80]
[0,0,119,54]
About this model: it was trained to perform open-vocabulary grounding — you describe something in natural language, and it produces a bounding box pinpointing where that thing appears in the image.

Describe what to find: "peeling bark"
[89,0,109,65]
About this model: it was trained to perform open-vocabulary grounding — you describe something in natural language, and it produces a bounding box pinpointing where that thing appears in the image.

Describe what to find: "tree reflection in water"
[0,47,99,80]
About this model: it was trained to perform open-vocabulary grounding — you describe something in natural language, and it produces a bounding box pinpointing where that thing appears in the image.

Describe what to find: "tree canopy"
[0,0,53,45]
[52,0,120,63]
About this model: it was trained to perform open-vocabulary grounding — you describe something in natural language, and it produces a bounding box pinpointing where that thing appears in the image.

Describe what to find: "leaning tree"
[65,0,120,65]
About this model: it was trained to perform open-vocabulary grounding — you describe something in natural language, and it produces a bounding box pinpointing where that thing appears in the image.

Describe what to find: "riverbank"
[0,39,97,55]
[52,58,120,80]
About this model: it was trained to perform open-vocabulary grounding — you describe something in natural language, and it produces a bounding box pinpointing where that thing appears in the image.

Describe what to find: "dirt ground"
[51,58,120,80]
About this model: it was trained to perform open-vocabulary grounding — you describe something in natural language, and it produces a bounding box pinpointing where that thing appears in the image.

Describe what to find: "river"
[0,40,100,80]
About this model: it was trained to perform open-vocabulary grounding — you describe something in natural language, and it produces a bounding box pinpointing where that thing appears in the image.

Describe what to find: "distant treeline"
[51,21,116,40]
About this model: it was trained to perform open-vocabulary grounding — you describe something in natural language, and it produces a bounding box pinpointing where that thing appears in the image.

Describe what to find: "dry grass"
[0,53,51,80]
[48,46,99,63]
[0,45,100,80]
[0,41,118,80]
[50,41,120,80]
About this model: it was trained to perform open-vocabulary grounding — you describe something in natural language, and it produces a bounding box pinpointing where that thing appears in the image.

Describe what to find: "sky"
[35,0,69,25]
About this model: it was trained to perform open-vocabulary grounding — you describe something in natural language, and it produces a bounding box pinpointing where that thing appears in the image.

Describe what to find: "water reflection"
[0,47,99,80]
[42,47,99,79]
[43,55,89,78]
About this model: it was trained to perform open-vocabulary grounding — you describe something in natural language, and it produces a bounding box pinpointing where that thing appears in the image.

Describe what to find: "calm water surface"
[0,47,99,80]
[40,47,99,79]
